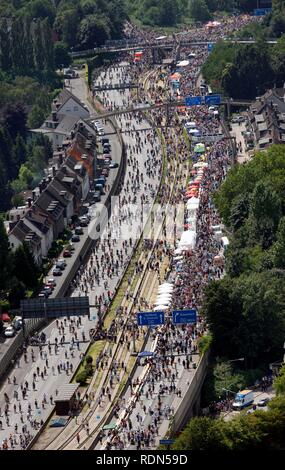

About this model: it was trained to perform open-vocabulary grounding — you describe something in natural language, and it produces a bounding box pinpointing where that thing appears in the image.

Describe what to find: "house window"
[74,106,78,111]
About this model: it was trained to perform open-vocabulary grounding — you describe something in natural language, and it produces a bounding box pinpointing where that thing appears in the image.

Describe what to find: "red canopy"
[1,313,10,322]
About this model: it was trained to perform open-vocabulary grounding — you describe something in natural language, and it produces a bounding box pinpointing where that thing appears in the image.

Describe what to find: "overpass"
[70,38,277,58]
[85,97,252,123]
[92,82,139,92]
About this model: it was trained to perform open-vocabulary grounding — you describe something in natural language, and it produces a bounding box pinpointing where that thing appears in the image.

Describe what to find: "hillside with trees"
[203,145,285,367]
[126,0,268,27]
[202,1,285,98]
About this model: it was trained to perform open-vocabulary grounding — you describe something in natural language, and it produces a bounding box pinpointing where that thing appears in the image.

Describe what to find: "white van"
[221,236,229,250]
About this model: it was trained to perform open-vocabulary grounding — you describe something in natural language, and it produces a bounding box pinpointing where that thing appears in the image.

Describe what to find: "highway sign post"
[205,94,221,106]
[185,96,202,107]
[172,309,197,324]
[137,311,165,326]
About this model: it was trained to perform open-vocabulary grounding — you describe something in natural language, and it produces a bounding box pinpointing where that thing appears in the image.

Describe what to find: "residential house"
[35,190,65,239]
[248,87,285,150]
[9,219,42,266]
[31,88,90,148]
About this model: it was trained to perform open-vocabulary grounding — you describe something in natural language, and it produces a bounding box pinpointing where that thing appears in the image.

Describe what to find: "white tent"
[177,60,189,67]
[154,305,169,311]
[178,230,196,250]
[156,293,173,300]
[158,286,174,293]
[154,299,172,306]
[186,197,200,210]
[193,162,208,168]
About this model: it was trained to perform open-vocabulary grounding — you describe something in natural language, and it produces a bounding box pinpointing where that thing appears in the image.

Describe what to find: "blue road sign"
[159,439,175,445]
[137,311,165,326]
[172,309,197,324]
[185,96,202,107]
[253,8,271,16]
[205,94,221,106]
[207,43,214,53]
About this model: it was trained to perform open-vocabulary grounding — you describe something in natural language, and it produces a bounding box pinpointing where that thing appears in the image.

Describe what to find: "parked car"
[56,260,66,270]
[79,216,89,227]
[71,234,80,242]
[47,278,56,287]
[109,161,119,169]
[93,192,101,202]
[98,128,105,136]
[75,226,84,235]
[4,325,16,338]
[257,397,270,407]
[12,316,23,330]
[63,249,72,258]
[42,285,53,294]
[39,288,52,297]
[52,267,63,276]
[101,168,109,176]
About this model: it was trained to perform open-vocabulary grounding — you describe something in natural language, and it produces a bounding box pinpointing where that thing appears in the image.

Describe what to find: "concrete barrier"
[171,349,210,434]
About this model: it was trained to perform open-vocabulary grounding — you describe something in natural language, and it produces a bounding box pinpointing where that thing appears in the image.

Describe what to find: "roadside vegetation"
[173,368,285,450]
[202,1,285,98]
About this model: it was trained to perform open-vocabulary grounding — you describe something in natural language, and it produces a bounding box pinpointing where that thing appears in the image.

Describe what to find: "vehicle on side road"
[75,226,84,235]
[12,316,23,330]
[71,234,80,242]
[4,326,16,337]
[109,161,119,169]
[63,249,72,257]
[52,267,63,276]
[257,397,270,407]
[232,389,254,410]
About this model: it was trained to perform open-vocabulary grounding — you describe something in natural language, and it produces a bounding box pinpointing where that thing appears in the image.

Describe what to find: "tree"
[271,34,285,86]
[77,14,111,48]
[188,0,211,23]
[274,365,285,396]
[1,103,27,139]
[229,193,251,232]
[249,181,281,249]
[53,41,71,69]
[172,417,228,450]
[27,104,46,128]
[0,217,11,292]
[12,242,39,289]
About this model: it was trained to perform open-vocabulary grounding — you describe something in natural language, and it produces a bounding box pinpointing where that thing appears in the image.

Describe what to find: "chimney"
[52,111,58,122]
[59,153,63,165]
[39,182,43,194]
[27,197,32,208]
[52,166,56,177]
[32,190,36,202]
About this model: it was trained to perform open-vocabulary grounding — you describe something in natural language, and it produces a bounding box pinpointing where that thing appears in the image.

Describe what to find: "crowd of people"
[0,13,264,451]
[97,15,257,450]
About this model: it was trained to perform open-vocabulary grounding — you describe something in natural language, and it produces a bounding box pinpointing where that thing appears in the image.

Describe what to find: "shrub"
[76,370,89,385]
[86,355,93,365]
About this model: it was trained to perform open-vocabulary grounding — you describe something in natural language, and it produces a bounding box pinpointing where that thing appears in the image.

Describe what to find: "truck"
[232,389,254,410]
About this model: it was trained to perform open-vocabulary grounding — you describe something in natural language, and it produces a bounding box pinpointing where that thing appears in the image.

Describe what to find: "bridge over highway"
[92,82,139,92]
[85,97,252,123]
[70,38,277,58]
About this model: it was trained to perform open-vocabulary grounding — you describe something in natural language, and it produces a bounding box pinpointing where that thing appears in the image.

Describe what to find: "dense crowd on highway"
[0,13,260,451]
